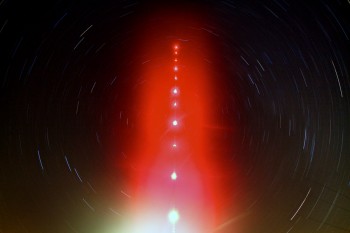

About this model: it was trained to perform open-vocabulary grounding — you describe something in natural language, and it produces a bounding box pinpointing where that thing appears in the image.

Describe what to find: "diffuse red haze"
[119,10,234,233]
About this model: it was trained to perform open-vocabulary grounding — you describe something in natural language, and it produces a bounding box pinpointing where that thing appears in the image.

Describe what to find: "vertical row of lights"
[168,44,180,232]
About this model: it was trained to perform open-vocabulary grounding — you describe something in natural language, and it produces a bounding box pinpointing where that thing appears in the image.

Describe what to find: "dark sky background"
[0,0,350,232]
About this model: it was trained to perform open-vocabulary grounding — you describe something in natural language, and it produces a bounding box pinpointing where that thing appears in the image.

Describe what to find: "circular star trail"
[0,1,349,233]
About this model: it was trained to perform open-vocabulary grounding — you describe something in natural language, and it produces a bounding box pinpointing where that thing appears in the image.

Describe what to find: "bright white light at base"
[171,171,177,180]
[168,209,180,224]
[172,120,178,126]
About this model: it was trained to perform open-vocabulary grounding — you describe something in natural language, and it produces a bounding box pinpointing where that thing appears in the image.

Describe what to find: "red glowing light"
[118,13,234,231]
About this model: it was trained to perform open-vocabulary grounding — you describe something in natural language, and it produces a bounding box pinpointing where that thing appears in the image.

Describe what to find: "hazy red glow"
[117,10,233,232]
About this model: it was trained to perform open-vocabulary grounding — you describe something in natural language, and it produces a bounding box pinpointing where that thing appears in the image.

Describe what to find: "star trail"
[0,1,350,233]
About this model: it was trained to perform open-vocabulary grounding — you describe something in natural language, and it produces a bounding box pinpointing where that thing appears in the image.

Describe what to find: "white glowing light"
[173,101,177,107]
[174,76,178,80]
[172,120,178,126]
[172,88,178,94]
[174,58,178,62]
[171,171,177,180]
[174,66,178,72]
[174,45,178,50]
[168,209,180,224]
[172,143,177,148]
[175,51,178,55]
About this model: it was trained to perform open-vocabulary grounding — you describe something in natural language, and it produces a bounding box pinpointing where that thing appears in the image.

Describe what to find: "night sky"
[1,0,350,233]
